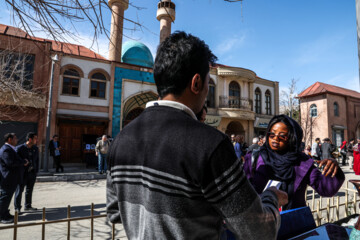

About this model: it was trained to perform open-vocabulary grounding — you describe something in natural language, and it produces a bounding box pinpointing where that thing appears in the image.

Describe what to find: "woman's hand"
[316,159,339,177]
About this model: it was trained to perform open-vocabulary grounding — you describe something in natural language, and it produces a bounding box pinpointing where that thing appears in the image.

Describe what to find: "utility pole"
[356,0,360,89]
[43,54,58,172]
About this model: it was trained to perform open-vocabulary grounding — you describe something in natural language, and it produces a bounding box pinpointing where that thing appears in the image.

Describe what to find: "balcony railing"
[219,96,252,110]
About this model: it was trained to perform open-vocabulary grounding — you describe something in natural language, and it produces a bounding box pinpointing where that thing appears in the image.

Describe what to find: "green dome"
[121,41,154,68]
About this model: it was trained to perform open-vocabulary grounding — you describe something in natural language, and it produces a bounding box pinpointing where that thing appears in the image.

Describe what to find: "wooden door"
[58,123,105,163]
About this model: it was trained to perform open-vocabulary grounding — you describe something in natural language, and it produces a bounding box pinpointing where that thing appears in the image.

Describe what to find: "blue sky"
[1,0,358,93]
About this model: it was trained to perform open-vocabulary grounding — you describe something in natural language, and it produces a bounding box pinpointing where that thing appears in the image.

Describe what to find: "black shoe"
[24,206,37,211]
[99,171,103,175]
[0,217,14,224]
[61,167,64,173]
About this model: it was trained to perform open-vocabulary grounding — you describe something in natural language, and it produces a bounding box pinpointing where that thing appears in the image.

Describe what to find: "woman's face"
[268,122,289,153]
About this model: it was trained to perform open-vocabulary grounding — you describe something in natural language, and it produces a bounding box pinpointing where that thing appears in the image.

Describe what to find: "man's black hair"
[53,134,58,138]
[26,132,37,141]
[315,138,320,142]
[4,133,16,143]
[154,31,217,98]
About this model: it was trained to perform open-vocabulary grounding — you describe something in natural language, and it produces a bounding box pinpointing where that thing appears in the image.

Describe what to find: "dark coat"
[16,143,39,173]
[0,144,25,190]
[48,140,60,157]
[321,142,336,160]
[247,143,260,154]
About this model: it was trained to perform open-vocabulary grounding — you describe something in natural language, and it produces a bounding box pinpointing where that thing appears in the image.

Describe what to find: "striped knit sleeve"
[201,139,281,240]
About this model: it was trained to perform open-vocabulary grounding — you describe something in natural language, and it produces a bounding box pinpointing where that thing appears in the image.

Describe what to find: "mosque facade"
[0,0,279,166]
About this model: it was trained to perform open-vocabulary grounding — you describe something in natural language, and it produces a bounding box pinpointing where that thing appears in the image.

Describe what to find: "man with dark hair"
[107,31,287,239]
[321,138,336,160]
[0,133,28,223]
[14,132,39,212]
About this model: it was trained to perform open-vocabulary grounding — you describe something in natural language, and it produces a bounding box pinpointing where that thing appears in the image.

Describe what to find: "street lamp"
[43,54,58,172]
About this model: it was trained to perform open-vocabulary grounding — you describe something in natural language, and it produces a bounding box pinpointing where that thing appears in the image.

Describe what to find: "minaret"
[156,0,176,43]
[108,0,129,62]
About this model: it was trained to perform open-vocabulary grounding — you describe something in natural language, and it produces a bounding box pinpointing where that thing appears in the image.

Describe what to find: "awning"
[205,115,222,127]
[254,117,271,129]
[332,125,347,130]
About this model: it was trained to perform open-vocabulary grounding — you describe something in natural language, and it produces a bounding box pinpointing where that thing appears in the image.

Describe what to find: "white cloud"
[214,34,246,56]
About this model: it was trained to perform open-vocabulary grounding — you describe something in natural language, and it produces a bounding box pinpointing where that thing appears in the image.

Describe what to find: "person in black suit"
[0,133,28,224]
[14,132,39,213]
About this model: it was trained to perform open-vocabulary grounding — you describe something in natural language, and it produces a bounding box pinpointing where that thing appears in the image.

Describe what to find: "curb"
[36,173,106,182]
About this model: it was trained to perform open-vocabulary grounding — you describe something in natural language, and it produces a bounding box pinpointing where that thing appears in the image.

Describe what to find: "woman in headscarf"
[243,115,345,210]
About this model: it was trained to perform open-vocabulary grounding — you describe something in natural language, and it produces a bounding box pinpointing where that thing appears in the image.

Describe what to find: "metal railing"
[306,180,360,226]
[0,203,117,240]
[2,180,359,239]
[219,95,252,110]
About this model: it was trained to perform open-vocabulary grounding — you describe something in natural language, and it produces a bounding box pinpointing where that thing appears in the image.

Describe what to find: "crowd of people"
[0,133,39,224]
[306,137,360,175]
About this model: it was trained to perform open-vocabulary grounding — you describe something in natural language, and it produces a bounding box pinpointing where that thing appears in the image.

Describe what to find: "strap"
[251,149,261,175]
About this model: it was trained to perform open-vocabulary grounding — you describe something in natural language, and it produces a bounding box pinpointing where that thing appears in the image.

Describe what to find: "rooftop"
[0,24,107,61]
[298,82,360,99]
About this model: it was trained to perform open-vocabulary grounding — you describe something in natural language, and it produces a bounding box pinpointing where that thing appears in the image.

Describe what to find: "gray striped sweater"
[107,103,280,240]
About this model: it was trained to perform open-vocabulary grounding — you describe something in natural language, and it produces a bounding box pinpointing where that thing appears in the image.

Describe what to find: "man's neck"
[26,141,33,148]
[161,94,197,114]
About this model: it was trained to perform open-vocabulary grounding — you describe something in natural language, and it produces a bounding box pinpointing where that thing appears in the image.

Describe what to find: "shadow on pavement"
[17,203,106,222]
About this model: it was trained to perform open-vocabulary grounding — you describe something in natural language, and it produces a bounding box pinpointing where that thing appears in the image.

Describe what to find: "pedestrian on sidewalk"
[95,135,109,174]
[0,133,28,224]
[14,132,39,213]
[107,31,287,240]
[49,135,63,173]
[311,138,321,160]
[353,138,360,175]
[321,138,336,160]
[347,139,355,169]
[340,141,347,166]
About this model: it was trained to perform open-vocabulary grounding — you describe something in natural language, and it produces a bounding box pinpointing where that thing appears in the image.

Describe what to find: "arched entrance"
[225,121,245,137]
[122,91,158,127]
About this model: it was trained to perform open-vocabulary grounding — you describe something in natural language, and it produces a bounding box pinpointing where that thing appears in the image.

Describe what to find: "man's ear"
[190,73,202,94]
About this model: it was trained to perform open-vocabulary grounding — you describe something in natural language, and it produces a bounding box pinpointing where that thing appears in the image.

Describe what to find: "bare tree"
[0,47,47,121]
[5,1,243,49]
[301,102,321,146]
[280,78,300,121]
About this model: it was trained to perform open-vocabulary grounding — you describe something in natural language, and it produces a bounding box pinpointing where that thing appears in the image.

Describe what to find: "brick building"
[298,82,360,146]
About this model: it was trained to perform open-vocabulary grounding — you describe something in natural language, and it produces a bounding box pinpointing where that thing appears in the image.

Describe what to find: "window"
[62,68,80,95]
[90,72,106,98]
[310,104,317,117]
[0,51,35,90]
[334,102,339,117]
[265,90,271,115]
[255,88,261,114]
[206,79,215,108]
[229,81,240,108]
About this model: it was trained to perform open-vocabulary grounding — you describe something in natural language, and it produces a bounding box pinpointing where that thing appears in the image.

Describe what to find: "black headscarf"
[259,114,307,209]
